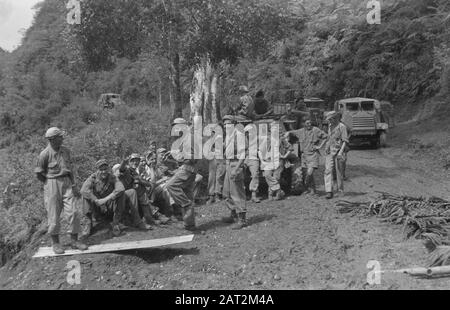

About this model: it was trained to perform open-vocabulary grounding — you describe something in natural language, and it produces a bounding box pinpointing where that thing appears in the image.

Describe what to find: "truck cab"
[335,97,388,148]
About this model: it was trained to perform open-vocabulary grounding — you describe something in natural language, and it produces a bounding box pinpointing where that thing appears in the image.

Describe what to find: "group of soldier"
[35,86,349,255]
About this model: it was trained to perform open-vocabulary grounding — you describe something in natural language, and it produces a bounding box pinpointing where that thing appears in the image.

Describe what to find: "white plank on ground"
[33,235,194,258]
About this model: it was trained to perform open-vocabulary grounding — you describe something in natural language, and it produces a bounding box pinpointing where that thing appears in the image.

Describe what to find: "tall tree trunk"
[189,56,221,124]
[171,51,183,121]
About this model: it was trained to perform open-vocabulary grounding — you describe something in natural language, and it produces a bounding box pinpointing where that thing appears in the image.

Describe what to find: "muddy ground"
[1,125,450,290]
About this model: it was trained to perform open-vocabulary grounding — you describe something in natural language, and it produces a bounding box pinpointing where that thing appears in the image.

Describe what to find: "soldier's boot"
[274,189,285,201]
[183,206,197,231]
[304,175,312,194]
[251,192,261,203]
[215,193,223,202]
[206,195,216,205]
[310,177,317,196]
[70,234,88,251]
[231,212,248,230]
[142,206,159,226]
[267,190,274,201]
[153,211,170,225]
[51,235,65,255]
[111,224,122,237]
[221,209,238,224]
[326,192,334,200]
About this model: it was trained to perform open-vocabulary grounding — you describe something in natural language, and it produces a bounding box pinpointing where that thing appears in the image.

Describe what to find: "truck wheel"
[379,132,387,148]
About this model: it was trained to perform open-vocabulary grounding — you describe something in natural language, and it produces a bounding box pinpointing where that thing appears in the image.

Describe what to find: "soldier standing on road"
[221,119,248,229]
[206,125,226,205]
[287,118,328,196]
[324,111,349,199]
[35,127,88,255]
[165,118,199,231]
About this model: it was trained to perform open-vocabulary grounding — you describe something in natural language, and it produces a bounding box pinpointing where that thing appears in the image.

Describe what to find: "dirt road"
[1,148,450,290]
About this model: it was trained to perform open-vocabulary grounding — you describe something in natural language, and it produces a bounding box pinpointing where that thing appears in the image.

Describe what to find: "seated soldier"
[253,90,273,120]
[81,159,149,237]
[117,154,170,226]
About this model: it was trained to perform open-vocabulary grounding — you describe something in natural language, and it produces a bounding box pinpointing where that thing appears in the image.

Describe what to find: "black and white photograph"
[0,0,449,294]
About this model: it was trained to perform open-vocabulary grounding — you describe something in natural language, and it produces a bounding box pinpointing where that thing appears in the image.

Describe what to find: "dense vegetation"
[0,0,449,265]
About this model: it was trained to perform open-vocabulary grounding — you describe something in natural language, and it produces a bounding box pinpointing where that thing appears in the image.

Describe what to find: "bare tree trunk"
[158,77,162,112]
[189,56,221,124]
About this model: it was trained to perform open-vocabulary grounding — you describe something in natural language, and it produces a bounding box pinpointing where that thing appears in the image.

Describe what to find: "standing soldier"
[324,111,349,199]
[165,118,198,231]
[287,118,327,196]
[206,125,226,205]
[221,120,248,229]
[35,127,88,254]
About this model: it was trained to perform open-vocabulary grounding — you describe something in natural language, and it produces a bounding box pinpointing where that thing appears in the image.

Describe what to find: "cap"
[129,153,141,161]
[238,85,249,93]
[112,164,121,173]
[172,118,188,126]
[95,159,109,169]
[325,111,338,121]
[157,148,167,154]
[45,127,66,139]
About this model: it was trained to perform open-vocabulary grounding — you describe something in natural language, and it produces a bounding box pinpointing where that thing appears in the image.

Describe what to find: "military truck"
[97,93,124,109]
[334,97,388,148]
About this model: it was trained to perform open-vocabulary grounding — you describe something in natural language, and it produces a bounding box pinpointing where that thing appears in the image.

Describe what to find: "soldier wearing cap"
[221,118,248,229]
[165,117,198,231]
[237,85,255,120]
[81,159,148,236]
[286,117,328,196]
[35,127,87,254]
[324,111,349,199]
[117,154,170,226]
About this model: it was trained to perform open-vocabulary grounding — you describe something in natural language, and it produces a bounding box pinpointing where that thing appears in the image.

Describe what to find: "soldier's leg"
[229,162,247,229]
[61,178,80,236]
[221,161,238,223]
[166,169,196,229]
[215,159,226,198]
[61,178,87,250]
[44,178,63,237]
[193,173,203,201]
[324,155,335,194]
[111,193,125,227]
[246,159,260,202]
[207,159,217,200]
[335,157,345,192]
[124,189,144,227]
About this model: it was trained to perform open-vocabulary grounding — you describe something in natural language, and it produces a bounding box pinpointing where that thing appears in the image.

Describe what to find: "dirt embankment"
[1,122,450,290]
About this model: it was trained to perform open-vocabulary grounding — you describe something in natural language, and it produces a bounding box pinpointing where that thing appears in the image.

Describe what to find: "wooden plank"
[33,235,194,258]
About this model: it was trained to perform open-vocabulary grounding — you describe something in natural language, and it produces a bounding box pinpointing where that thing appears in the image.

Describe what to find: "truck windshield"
[305,102,324,109]
[361,101,375,111]
[346,102,359,111]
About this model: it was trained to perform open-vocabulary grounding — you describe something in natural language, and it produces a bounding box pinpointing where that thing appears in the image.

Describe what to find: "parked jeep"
[98,93,124,109]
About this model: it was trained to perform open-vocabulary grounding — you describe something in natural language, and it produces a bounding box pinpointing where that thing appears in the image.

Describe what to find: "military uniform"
[35,144,80,237]
[290,126,327,194]
[35,127,87,254]
[324,121,349,195]
[81,170,144,233]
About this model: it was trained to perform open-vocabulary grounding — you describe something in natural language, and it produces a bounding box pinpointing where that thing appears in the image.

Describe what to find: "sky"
[0,0,42,52]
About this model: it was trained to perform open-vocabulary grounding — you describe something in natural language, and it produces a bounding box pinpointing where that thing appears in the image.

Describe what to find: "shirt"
[292,127,327,156]
[80,172,124,201]
[327,122,349,156]
[35,145,73,180]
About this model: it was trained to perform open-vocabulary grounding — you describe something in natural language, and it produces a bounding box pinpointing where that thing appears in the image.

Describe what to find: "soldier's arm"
[34,152,48,183]
[107,177,125,202]
[338,125,350,156]
[80,175,98,202]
